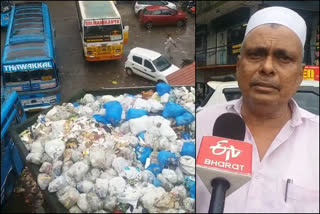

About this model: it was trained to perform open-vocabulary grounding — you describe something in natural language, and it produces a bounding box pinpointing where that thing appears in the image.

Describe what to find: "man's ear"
[236,55,241,73]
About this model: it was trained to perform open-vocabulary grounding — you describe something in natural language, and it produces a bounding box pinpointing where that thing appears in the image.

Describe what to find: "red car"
[139,5,187,29]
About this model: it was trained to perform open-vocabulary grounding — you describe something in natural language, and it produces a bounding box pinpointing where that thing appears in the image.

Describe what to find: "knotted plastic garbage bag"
[157,150,178,169]
[146,163,162,176]
[162,102,186,118]
[135,145,152,165]
[175,111,195,126]
[126,108,148,121]
[180,142,195,157]
[156,83,171,96]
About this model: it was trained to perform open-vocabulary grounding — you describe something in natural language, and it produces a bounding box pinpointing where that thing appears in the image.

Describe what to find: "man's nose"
[261,55,274,75]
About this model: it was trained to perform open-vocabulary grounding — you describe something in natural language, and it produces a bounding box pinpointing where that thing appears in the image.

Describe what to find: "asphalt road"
[0,1,195,102]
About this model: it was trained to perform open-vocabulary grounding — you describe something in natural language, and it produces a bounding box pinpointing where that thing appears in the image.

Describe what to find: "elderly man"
[196,6,319,213]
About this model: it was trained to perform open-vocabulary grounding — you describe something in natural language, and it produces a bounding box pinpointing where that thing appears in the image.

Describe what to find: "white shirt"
[196,97,319,213]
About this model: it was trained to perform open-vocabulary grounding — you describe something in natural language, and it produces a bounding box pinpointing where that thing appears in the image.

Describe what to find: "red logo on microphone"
[196,136,252,174]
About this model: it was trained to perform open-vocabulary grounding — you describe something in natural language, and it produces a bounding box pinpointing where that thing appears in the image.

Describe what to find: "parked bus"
[1,2,60,112]
[1,88,26,206]
[76,1,129,61]
[1,0,12,27]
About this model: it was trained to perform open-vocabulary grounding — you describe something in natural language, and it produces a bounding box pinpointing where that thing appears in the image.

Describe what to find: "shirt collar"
[225,97,314,128]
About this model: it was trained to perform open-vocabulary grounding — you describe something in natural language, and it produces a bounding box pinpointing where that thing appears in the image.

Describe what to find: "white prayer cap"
[244,6,307,47]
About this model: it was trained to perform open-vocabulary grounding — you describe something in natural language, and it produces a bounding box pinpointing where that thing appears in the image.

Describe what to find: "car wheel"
[176,20,185,27]
[126,68,133,76]
[145,21,152,30]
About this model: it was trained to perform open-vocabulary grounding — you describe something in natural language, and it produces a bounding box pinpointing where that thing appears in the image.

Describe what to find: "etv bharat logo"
[210,140,241,161]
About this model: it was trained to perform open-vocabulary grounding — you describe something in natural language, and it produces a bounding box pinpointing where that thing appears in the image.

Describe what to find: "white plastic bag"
[179,156,195,175]
[69,205,83,213]
[37,173,52,190]
[66,161,89,182]
[117,185,142,208]
[162,169,178,184]
[95,178,109,198]
[76,180,94,193]
[112,157,129,174]
[39,162,52,175]
[44,138,65,161]
[77,193,89,212]
[86,192,103,212]
[108,176,126,196]
[58,186,80,209]
[103,196,117,211]
[81,94,95,104]
[26,140,44,165]
[183,197,195,212]
[119,166,141,182]
[160,93,170,104]
[89,147,106,169]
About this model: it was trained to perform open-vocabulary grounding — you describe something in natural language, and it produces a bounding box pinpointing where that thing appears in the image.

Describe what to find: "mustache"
[249,78,281,90]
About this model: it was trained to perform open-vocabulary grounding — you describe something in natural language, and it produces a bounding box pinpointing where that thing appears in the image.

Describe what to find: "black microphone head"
[212,113,246,141]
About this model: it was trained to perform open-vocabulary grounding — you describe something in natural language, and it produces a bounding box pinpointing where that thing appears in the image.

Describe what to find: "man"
[196,6,319,213]
[164,34,177,61]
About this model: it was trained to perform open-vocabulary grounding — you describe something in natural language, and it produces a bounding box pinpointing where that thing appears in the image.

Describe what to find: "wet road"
[1,1,195,102]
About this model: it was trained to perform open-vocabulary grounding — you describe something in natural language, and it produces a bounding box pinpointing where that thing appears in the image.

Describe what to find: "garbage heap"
[19,84,196,213]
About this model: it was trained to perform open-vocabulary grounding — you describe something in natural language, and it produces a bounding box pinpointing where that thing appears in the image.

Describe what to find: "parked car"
[196,80,319,115]
[140,5,187,29]
[134,1,176,15]
[125,47,180,83]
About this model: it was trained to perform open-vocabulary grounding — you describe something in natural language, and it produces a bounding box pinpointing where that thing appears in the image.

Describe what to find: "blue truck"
[1,88,26,206]
[1,2,60,112]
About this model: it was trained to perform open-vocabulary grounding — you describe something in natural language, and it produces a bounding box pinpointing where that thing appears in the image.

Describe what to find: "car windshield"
[152,56,171,71]
[4,71,29,84]
[293,91,319,115]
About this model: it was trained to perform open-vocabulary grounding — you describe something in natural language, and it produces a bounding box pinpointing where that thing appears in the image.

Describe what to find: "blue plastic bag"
[156,83,171,96]
[153,178,162,187]
[162,102,186,118]
[135,145,152,165]
[157,150,177,168]
[180,142,195,157]
[190,182,195,199]
[137,131,145,141]
[146,163,162,176]
[72,102,79,107]
[184,176,195,190]
[176,111,195,126]
[126,108,148,121]
[182,132,191,140]
[103,101,122,126]
[93,114,110,125]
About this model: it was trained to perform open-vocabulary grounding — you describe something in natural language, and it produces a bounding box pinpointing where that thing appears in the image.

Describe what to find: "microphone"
[196,113,252,213]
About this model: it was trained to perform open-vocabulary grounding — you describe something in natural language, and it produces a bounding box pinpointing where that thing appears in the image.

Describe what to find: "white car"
[125,47,180,83]
[196,80,319,115]
[134,1,177,15]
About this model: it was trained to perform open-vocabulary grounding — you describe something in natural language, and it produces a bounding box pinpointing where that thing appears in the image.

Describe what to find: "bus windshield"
[29,69,56,82]
[84,24,122,42]
[4,69,56,85]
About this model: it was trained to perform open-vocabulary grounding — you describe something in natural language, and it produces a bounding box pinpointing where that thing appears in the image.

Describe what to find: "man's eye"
[247,52,262,59]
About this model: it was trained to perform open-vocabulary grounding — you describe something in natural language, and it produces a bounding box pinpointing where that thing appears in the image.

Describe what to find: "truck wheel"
[145,22,152,30]
[126,68,133,76]
[177,20,185,27]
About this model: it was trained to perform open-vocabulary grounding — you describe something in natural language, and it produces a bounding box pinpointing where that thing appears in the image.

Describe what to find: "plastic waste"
[156,83,171,96]
[37,173,52,190]
[58,186,80,209]
[175,111,195,126]
[76,180,94,193]
[179,156,195,175]
[180,142,195,157]
[103,101,123,126]
[95,178,109,198]
[126,108,148,121]
[157,150,178,169]
[162,102,186,118]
